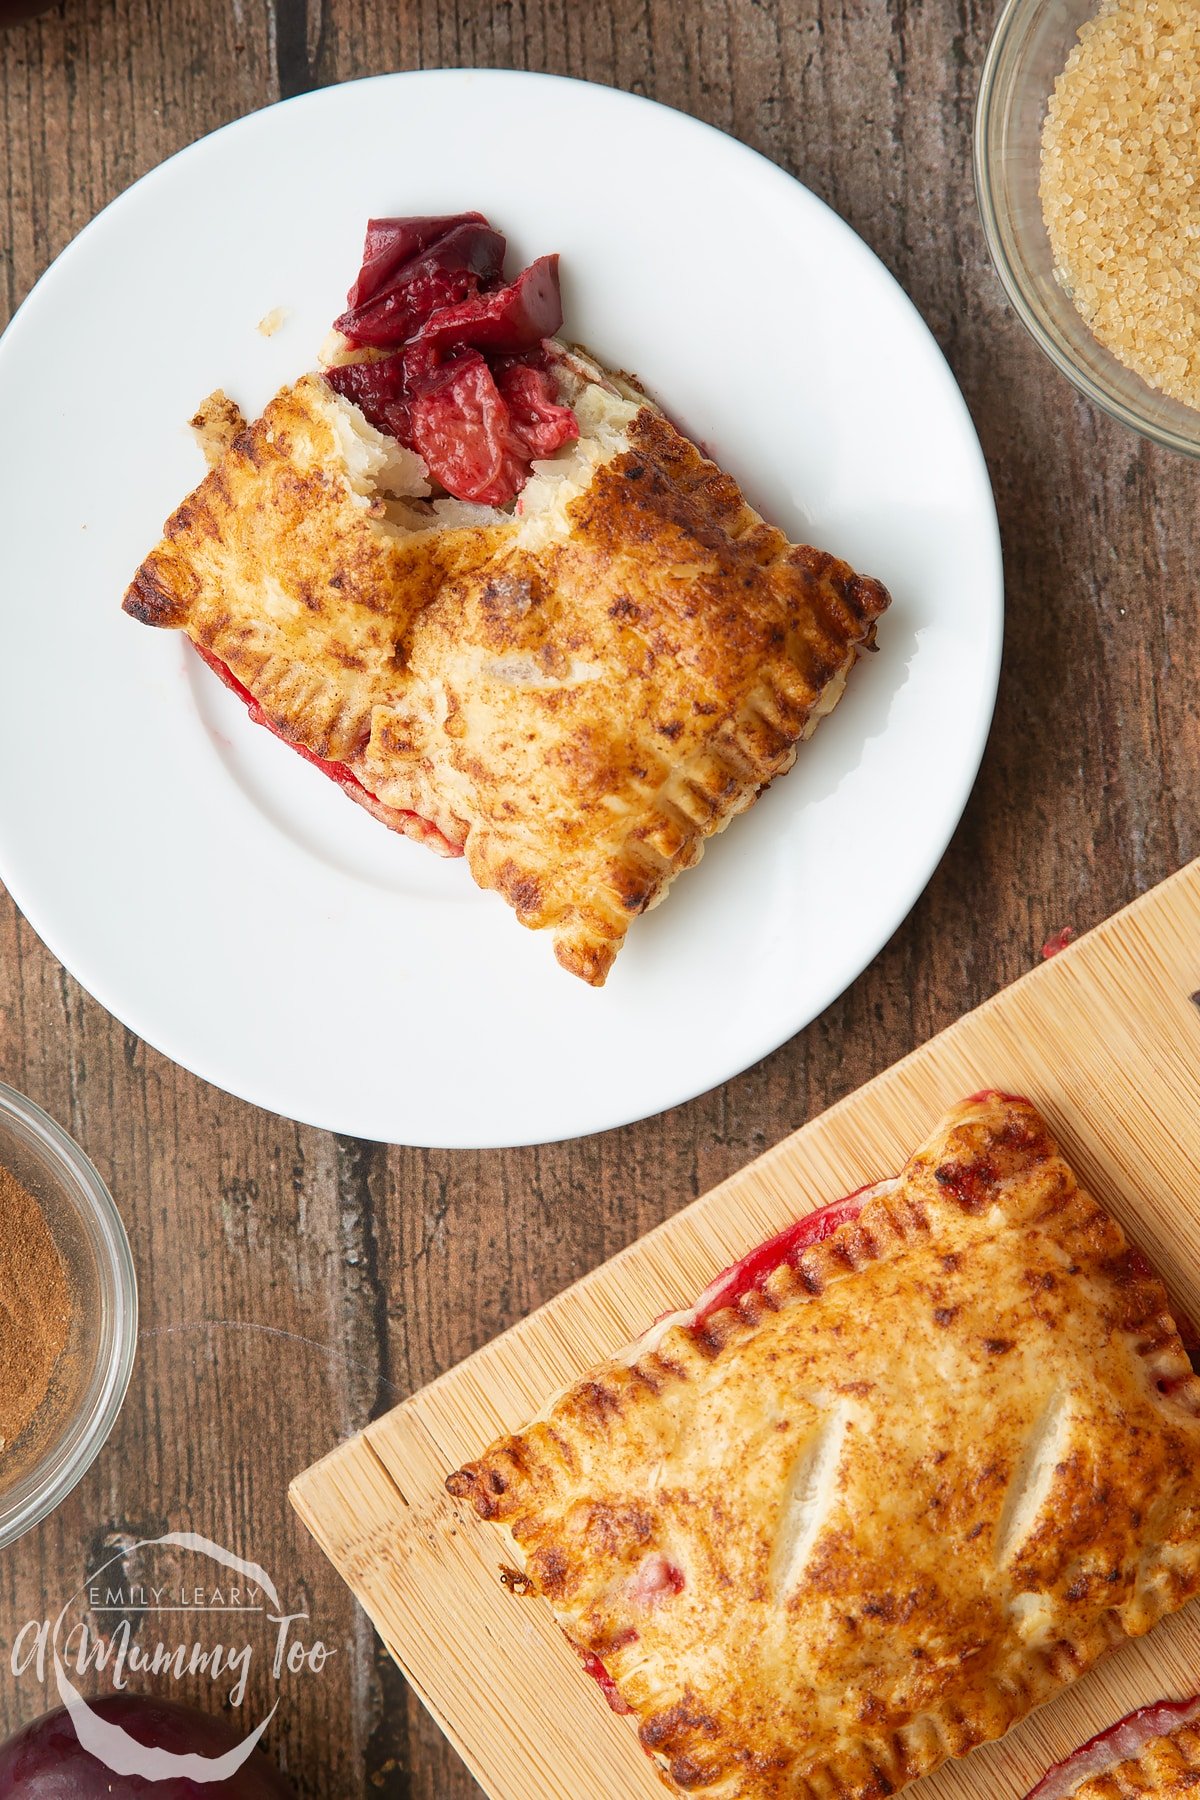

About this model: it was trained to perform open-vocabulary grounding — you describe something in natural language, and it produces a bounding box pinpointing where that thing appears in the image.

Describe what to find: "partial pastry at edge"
[447,1093,1200,1799]
[1028,1696,1200,1799]
[122,214,890,985]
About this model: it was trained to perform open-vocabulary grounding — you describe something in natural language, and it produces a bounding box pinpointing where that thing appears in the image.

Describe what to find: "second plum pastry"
[449,1093,1200,1798]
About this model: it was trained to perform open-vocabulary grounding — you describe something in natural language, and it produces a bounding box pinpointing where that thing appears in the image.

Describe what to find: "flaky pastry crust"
[1056,1717,1200,1799]
[125,376,503,770]
[447,1095,1200,1797]
[124,363,888,983]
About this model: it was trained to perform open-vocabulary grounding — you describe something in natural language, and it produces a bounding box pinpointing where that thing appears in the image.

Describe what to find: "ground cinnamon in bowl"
[0,1164,73,1456]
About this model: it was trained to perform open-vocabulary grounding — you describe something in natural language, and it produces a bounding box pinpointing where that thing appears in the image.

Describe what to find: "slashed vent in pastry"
[447,1094,1200,1798]
[124,215,889,984]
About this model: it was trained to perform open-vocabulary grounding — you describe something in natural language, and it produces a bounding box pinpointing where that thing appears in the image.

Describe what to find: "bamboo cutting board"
[291,860,1200,1800]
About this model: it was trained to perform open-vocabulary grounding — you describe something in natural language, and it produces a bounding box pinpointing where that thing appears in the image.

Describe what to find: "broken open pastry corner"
[129,334,888,984]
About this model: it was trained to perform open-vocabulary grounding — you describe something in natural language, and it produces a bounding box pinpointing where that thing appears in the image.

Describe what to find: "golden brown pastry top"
[124,371,888,982]
[124,376,503,767]
[447,1094,1200,1798]
[365,401,888,982]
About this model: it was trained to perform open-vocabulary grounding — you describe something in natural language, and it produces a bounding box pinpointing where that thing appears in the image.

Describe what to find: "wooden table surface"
[0,1,1195,1796]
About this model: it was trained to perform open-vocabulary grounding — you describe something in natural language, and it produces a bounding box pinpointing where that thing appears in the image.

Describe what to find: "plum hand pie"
[446,1093,1200,1798]
[123,213,889,985]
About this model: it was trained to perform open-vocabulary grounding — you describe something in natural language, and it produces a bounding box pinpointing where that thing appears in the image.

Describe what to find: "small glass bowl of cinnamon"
[0,1082,137,1548]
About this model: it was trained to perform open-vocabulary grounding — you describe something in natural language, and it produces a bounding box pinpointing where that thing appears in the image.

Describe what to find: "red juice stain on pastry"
[688,1184,881,1326]
[1026,1695,1200,1799]
[691,1090,1025,1314]
[324,213,578,506]
[675,1094,1190,1359]
[193,645,461,855]
[628,1553,685,1606]
[571,1645,634,1715]
[567,1567,682,1714]
[567,1569,682,1716]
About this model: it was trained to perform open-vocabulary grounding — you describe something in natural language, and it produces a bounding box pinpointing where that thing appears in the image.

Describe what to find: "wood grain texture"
[292,862,1200,1800]
[0,0,1195,1794]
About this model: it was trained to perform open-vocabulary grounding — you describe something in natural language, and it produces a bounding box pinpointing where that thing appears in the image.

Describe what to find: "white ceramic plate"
[0,71,1001,1148]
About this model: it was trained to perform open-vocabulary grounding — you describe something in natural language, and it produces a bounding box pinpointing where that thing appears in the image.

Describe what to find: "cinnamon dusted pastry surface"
[124,374,499,771]
[446,1094,1200,1797]
[124,358,888,983]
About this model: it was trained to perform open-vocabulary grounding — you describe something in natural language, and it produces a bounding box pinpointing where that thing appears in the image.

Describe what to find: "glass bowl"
[975,0,1200,457]
[0,1082,137,1548]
